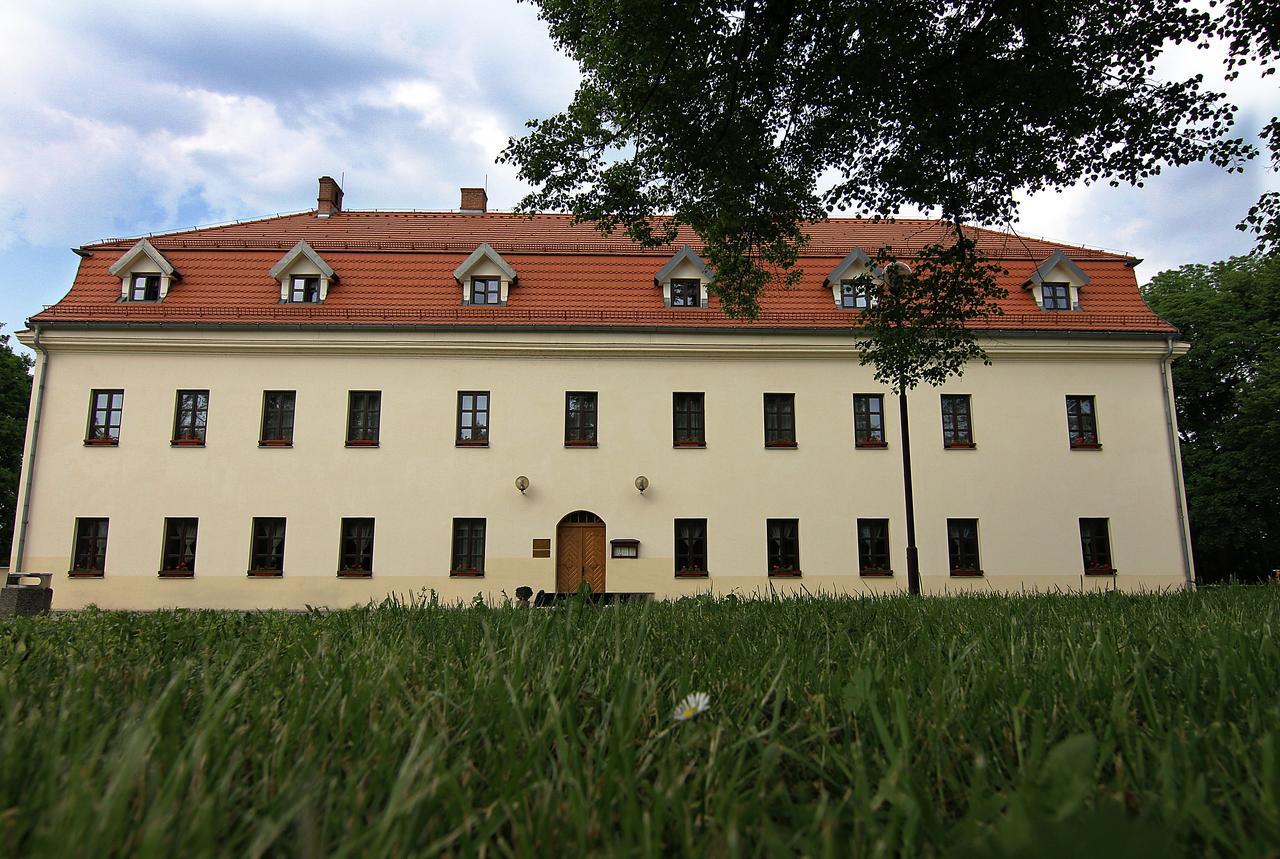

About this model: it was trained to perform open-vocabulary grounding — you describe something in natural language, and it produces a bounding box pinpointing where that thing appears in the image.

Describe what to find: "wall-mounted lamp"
[634,475,649,494]
[515,475,530,494]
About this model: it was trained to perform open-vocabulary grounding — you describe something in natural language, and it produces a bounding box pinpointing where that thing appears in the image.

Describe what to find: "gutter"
[12,325,49,572]
[1160,334,1195,588]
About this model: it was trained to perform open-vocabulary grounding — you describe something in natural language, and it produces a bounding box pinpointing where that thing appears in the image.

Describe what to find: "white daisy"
[672,691,711,721]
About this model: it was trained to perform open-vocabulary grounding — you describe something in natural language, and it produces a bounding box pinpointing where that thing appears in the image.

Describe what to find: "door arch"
[555,511,606,593]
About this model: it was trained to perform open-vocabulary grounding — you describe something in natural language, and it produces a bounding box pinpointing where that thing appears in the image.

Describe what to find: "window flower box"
[337,566,371,578]
[856,438,888,449]
[949,567,984,577]
[159,563,194,578]
[859,568,894,577]
[247,569,283,577]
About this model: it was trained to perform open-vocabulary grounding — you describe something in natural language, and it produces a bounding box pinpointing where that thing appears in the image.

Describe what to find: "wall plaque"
[532,538,551,558]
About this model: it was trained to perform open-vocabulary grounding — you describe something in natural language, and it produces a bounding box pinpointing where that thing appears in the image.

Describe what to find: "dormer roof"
[453,243,516,282]
[823,247,874,285]
[655,245,713,283]
[1024,250,1091,289]
[269,241,336,280]
[107,239,177,277]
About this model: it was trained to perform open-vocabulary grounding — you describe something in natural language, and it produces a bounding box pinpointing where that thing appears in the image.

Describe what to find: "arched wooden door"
[555,511,606,593]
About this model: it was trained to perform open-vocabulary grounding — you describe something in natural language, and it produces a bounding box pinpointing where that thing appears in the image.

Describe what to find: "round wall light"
[515,475,530,494]
[634,475,649,493]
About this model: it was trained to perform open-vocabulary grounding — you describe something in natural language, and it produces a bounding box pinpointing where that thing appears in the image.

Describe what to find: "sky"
[0,0,1275,350]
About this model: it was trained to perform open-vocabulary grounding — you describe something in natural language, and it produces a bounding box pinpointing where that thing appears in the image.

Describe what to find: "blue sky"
[1,1,1275,350]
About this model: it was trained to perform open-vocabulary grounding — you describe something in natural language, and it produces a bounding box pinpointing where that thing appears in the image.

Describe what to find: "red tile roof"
[33,211,1174,334]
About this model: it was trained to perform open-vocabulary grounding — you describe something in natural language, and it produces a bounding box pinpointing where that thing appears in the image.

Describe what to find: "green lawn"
[1,589,1277,857]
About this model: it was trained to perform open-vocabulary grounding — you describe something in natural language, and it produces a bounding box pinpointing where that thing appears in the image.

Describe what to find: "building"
[10,179,1194,609]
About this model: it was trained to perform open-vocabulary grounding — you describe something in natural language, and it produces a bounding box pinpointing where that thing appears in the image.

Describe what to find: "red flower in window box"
[86,428,118,445]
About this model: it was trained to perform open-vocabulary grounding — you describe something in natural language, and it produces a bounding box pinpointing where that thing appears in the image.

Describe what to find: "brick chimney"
[317,176,344,218]
[460,187,488,214]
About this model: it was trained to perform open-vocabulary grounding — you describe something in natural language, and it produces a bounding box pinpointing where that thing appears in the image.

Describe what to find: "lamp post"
[898,389,921,595]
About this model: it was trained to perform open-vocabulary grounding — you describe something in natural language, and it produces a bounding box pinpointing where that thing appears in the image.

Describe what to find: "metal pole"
[899,389,921,595]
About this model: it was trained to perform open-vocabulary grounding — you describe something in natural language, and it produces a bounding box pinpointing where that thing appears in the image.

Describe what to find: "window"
[673,392,705,447]
[470,277,501,305]
[565,392,598,446]
[456,391,490,446]
[260,391,295,446]
[289,276,321,303]
[940,394,974,447]
[346,391,381,446]
[172,390,209,445]
[71,518,108,576]
[128,274,161,302]
[611,539,639,559]
[339,518,374,575]
[249,517,286,575]
[451,518,486,575]
[85,389,123,445]
[857,519,891,575]
[840,279,871,309]
[1042,282,1071,311]
[853,395,886,447]
[764,393,796,447]
[1080,518,1114,574]
[161,517,198,576]
[675,518,708,576]
[670,278,702,308]
[766,519,800,575]
[947,519,981,575]
[1066,396,1100,448]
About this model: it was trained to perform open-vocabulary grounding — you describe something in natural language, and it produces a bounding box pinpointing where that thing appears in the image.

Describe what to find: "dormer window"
[670,279,702,308]
[1025,251,1090,312]
[454,244,516,306]
[270,241,336,304]
[826,247,879,309]
[129,274,161,302]
[1041,282,1070,311]
[656,246,713,308]
[289,276,322,303]
[110,239,177,303]
[839,279,872,309]
[470,277,502,305]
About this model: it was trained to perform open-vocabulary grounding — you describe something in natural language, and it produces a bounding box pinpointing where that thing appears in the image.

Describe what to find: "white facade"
[12,325,1194,609]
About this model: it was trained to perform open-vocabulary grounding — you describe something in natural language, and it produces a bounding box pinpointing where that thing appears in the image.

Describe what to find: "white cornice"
[17,328,1190,362]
